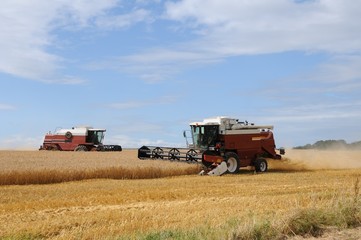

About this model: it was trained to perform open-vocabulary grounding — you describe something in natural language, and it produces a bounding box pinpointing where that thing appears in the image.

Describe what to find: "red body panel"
[203,131,279,167]
[203,154,224,163]
[42,134,96,151]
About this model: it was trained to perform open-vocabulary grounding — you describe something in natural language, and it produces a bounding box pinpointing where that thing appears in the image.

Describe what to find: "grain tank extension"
[39,126,122,151]
[138,117,284,175]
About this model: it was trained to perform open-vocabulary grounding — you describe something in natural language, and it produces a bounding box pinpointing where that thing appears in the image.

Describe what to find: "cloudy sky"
[1,0,361,149]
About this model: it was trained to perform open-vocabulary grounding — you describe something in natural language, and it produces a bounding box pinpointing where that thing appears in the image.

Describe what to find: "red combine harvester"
[39,126,122,151]
[138,117,284,175]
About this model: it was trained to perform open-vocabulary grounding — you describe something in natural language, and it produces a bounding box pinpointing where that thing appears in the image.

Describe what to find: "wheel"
[254,158,268,172]
[168,148,180,161]
[51,145,59,151]
[151,147,164,159]
[96,145,105,151]
[65,131,72,139]
[74,145,88,151]
[225,152,240,174]
[186,149,198,162]
[46,144,59,151]
[113,145,122,151]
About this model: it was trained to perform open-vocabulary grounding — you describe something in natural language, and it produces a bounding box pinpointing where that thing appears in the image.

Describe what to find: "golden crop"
[0,150,200,185]
[0,149,360,239]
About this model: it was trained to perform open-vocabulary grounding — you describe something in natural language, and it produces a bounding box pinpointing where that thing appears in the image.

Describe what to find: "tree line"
[294,140,361,150]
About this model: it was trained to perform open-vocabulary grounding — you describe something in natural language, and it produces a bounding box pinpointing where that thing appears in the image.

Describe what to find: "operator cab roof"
[189,116,274,132]
[55,126,106,136]
[189,116,231,126]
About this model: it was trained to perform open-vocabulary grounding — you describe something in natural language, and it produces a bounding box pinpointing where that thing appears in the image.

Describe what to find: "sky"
[1,0,361,150]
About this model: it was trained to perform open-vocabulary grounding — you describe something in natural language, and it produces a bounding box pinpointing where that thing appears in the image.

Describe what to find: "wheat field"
[0,149,361,239]
[0,150,200,185]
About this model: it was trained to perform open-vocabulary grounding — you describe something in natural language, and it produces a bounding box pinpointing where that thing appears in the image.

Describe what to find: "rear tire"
[254,158,268,172]
[74,145,88,151]
[47,144,59,151]
[225,152,240,174]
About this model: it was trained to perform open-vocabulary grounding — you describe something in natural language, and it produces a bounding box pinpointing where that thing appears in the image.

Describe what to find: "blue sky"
[1,0,361,149]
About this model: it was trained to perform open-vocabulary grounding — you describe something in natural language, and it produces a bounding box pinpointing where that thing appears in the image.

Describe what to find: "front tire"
[254,158,268,172]
[225,152,240,174]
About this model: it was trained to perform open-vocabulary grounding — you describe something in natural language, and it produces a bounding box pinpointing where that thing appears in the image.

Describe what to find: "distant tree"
[313,140,347,149]
[293,139,359,150]
[294,144,312,149]
[349,141,361,150]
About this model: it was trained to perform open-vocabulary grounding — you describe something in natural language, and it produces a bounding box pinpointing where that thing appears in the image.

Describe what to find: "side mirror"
[183,130,186,138]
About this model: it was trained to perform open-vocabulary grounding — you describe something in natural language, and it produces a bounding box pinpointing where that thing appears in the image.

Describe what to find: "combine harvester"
[39,126,122,151]
[138,116,284,175]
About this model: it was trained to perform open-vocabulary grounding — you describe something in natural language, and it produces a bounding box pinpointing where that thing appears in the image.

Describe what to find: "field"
[0,151,200,185]
[0,150,361,239]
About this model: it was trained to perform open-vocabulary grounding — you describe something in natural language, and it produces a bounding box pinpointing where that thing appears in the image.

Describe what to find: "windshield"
[87,131,105,144]
[191,125,218,149]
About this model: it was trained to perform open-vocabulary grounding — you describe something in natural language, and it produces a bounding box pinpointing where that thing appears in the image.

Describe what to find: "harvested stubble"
[0,150,200,185]
[1,150,361,239]
[1,169,360,239]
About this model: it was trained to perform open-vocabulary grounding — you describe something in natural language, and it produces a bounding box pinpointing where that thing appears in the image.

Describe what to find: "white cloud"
[0,0,117,83]
[0,1,59,81]
[261,101,361,123]
[106,0,361,81]
[260,54,361,105]
[0,104,15,110]
[56,0,119,27]
[3,0,361,87]
[53,76,86,85]
[0,0,152,84]
[108,95,177,109]
[313,55,361,83]
[0,134,42,150]
[164,0,361,54]
[106,134,184,148]
[102,48,223,82]
[135,0,161,5]
[108,101,148,110]
[95,9,152,29]
[247,100,361,146]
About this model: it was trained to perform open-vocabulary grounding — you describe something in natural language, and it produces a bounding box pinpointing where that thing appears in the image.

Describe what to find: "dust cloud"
[268,149,361,171]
